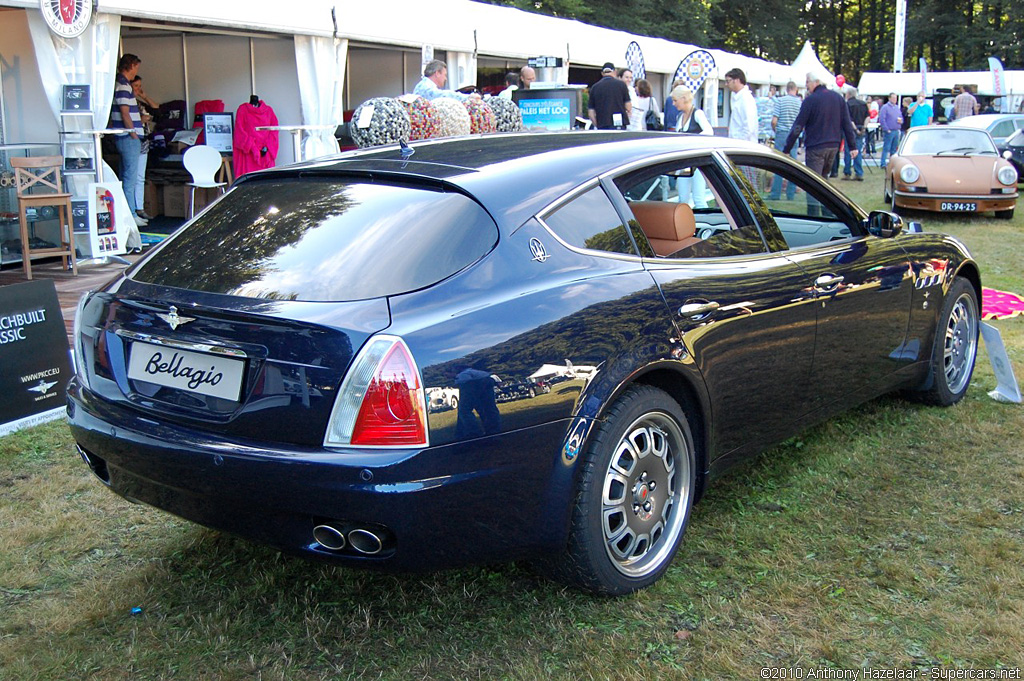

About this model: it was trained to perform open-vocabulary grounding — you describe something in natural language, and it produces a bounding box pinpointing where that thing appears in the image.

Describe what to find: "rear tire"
[547,385,696,595]
[913,277,979,406]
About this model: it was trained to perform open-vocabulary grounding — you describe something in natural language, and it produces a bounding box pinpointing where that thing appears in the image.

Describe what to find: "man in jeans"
[109,53,147,227]
[769,81,802,200]
[878,92,903,169]
[842,86,869,181]
[782,73,857,214]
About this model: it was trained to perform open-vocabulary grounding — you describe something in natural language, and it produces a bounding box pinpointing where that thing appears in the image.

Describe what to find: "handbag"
[645,107,663,131]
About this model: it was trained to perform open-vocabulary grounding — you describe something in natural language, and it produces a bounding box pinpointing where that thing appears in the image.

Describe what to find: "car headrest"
[630,201,697,242]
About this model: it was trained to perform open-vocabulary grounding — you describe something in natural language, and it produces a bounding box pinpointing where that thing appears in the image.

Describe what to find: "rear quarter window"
[131,177,498,301]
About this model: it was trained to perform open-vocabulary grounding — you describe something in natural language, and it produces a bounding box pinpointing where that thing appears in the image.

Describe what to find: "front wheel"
[548,385,696,595]
[913,277,979,406]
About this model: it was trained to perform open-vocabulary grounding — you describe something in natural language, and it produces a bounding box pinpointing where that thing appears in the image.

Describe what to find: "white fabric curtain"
[704,79,720,127]
[26,12,140,248]
[294,35,348,161]
[447,52,477,92]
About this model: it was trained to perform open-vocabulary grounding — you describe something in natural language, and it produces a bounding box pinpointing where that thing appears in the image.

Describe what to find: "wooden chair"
[10,156,77,280]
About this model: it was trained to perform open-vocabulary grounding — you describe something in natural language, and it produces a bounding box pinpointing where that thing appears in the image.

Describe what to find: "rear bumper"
[67,379,574,571]
[893,190,1017,213]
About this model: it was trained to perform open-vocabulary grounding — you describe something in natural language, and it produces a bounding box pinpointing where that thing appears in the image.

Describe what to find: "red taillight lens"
[350,343,426,446]
[325,336,428,449]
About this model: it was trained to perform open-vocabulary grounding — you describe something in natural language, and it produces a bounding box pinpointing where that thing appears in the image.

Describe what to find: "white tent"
[789,41,834,88]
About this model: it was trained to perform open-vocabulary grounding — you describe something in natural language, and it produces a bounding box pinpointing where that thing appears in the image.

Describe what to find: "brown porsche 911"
[885,125,1018,219]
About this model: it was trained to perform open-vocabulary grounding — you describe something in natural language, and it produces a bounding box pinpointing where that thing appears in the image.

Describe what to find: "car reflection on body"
[884,125,1018,219]
[69,131,981,595]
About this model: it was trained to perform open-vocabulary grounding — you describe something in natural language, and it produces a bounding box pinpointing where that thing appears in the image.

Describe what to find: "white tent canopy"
[857,70,1024,97]
[789,40,834,87]
[5,0,799,85]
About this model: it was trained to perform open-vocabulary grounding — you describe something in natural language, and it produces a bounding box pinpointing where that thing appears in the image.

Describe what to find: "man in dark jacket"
[783,73,858,180]
[842,86,870,181]
[588,62,632,130]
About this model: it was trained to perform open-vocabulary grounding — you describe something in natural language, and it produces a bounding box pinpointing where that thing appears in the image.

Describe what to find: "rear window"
[131,177,498,301]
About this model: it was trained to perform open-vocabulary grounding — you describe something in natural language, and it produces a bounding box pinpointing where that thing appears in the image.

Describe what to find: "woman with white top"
[670,85,712,207]
[628,79,661,131]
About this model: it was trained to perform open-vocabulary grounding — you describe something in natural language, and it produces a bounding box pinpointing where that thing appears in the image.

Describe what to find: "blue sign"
[519,98,573,131]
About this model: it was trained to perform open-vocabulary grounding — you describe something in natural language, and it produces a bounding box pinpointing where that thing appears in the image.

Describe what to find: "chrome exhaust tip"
[347,528,384,555]
[312,524,347,551]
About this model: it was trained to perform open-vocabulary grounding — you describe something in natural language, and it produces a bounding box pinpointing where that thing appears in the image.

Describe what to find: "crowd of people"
[107,53,997,225]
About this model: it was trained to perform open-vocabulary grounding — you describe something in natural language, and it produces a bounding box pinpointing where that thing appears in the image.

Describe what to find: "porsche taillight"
[324,335,428,449]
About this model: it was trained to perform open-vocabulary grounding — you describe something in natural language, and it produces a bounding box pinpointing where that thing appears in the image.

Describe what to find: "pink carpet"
[982,287,1024,320]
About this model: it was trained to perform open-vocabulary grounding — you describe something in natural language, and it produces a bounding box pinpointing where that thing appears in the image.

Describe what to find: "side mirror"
[867,210,904,238]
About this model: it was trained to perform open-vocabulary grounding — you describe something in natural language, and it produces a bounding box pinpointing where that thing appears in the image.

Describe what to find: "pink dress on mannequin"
[233,100,279,177]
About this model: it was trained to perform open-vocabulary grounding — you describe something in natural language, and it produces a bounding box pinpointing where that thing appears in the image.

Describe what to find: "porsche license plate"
[940,201,977,212]
[128,341,245,401]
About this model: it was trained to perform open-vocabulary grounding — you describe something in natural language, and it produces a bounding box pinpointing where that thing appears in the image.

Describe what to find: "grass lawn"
[1,167,1022,679]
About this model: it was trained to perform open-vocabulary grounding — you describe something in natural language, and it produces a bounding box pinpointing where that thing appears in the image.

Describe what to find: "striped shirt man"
[772,93,801,140]
[110,73,142,132]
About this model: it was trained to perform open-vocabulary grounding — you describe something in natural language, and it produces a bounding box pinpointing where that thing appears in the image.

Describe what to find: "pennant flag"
[989,56,1007,112]
[625,41,646,81]
[675,50,716,92]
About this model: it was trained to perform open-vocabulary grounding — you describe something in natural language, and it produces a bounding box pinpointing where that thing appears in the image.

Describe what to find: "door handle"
[814,274,844,290]
[679,301,720,319]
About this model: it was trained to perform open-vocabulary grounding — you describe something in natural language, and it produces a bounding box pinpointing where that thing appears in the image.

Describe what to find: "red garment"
[233,101,279,177]
[192,99,224,145]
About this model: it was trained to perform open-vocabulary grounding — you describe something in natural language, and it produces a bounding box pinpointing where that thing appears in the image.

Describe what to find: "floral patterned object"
[350,97,411,148]
[464,98,496,135]
[487,97,524,133]
[398,95,441,141]
[432,98,471,138]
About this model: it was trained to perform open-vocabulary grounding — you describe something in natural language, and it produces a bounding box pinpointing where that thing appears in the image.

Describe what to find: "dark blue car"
[68,132,980,594]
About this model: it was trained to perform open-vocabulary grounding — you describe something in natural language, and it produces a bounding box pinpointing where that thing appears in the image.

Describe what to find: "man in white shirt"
[725,67,759,143]
[413,60,470,102]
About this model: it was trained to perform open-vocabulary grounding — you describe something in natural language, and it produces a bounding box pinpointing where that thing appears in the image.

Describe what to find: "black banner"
[0,281,72,435]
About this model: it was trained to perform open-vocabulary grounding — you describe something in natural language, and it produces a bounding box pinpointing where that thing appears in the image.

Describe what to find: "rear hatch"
[76,174,498,447]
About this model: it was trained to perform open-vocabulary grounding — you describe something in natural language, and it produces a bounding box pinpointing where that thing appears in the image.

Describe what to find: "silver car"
[950,113,1024,146]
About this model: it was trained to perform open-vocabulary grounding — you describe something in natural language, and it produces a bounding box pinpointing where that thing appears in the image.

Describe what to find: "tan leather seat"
[629,201,700,257]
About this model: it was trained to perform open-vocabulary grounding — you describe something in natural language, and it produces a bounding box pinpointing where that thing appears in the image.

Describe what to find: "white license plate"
[940,201,977,211]
[128,341,245,401]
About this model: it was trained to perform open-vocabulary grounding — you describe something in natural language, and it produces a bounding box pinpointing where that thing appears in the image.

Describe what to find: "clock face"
[40,0,93,39]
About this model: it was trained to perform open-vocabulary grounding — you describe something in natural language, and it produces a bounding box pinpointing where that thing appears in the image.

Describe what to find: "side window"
[541,185,638,256]
[615,158,768,259]
[991,121,1014,138]
[729,156,859,250]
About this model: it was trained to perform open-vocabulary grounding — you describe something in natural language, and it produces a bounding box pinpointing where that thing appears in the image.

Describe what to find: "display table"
[254,124,337,163]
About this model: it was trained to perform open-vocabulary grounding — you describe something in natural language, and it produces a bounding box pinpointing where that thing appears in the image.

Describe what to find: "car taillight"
[324,335,428,449]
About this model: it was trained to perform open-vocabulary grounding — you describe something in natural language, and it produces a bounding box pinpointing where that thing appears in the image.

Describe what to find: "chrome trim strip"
[116,329,249,359]
[894,190,1017,201]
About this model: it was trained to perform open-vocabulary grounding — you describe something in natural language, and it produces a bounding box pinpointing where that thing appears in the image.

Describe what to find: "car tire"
[450,396,458,410]
[912,277,979,406]
[549,385,696,595]
[883,179,891,203]
[995,208,1014,220]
